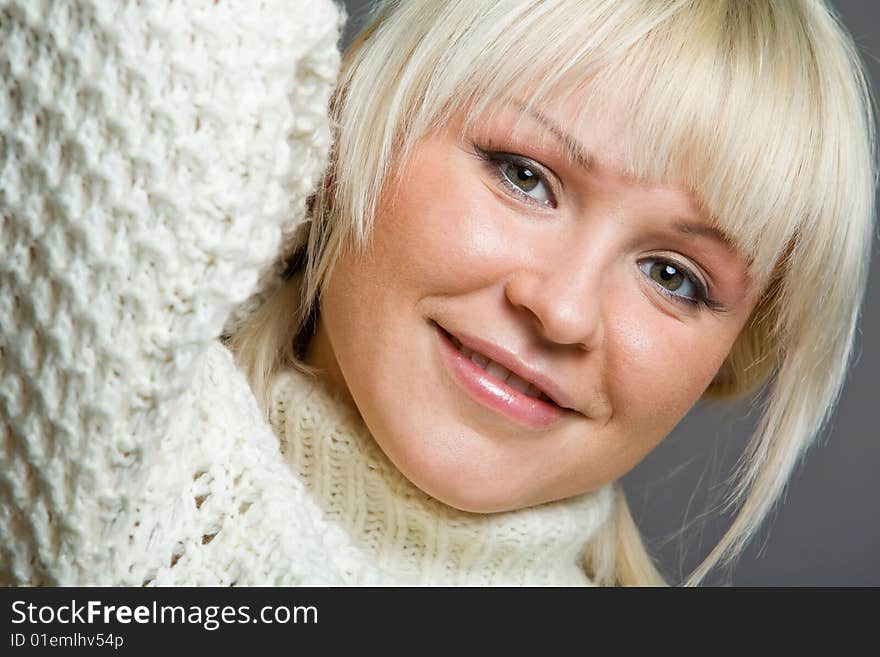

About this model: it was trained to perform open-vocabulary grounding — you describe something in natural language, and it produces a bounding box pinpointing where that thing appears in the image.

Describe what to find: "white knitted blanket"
[0,0,614,586]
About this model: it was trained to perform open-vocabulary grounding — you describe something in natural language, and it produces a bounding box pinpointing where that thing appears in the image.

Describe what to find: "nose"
[504,247,606,352]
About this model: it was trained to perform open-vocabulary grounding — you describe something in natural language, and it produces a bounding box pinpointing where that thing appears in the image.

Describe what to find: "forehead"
[461,92,712,214]
[452,78,781,275]
[457,94,743,256]
[384,2,832,288]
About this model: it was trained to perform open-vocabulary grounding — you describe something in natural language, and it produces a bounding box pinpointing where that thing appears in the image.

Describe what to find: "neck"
[268,366,615,585]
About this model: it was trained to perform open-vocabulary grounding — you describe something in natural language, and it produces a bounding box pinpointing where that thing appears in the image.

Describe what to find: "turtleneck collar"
[268,366,615,586]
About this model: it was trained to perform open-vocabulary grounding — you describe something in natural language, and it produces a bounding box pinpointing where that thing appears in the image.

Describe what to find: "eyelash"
[639,258,723,311]
[472,143,558,208]
[470,142,724,312]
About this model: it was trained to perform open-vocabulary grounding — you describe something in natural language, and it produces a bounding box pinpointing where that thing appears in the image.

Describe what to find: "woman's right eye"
[497,160,555,207]
[474,146,557,208]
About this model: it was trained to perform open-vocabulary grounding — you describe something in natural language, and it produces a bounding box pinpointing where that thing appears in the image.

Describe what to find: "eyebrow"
[514,103,594,171]
[674,222,736,249]
[508,100,738,250]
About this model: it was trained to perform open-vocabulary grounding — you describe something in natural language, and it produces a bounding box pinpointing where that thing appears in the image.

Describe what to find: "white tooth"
[507,374,531,394]
[485,360,512,382]
[470,352,490,368]
[524,382,552,403]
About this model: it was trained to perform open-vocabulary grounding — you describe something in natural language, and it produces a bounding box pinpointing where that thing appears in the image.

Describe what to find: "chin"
[418,480,524,514]
[384,440,533,514]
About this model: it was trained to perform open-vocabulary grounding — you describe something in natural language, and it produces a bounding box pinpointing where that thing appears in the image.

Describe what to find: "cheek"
[607,308,733,436]
[370,147,520,297]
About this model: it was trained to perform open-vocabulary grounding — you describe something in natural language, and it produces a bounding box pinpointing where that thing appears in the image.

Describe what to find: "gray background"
[339,0,879,585]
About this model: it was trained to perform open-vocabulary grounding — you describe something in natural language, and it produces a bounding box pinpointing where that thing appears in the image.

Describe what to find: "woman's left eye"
[638,258,707,307]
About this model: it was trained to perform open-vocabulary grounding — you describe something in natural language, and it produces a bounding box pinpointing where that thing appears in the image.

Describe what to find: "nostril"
[505,271,603,351]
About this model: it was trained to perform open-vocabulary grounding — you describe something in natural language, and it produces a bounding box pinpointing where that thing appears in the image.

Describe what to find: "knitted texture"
[0,0,615,586]
[0,0,343,585]
[270,362,615,585]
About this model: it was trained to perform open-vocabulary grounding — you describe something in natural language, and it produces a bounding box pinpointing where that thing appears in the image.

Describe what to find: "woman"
[1,0,875,586]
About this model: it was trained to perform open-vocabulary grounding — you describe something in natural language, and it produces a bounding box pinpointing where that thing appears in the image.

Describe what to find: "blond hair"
[225,0,877,586]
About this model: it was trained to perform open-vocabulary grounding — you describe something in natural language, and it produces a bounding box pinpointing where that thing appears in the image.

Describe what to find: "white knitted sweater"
[0,0,615,586]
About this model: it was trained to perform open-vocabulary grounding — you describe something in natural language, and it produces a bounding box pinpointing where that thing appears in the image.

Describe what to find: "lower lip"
[434,322,569,429]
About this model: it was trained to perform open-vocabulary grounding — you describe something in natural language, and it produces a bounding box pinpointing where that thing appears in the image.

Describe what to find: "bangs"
[380,0,848,287]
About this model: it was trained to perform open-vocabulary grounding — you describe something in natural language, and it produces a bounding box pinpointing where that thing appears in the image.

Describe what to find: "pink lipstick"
[434,322,570,429]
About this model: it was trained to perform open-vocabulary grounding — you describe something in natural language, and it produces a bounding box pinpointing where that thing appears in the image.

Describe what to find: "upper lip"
[438,322,582,414]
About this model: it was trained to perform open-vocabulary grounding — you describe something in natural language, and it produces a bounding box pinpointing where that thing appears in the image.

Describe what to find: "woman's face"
[307,96,759,513]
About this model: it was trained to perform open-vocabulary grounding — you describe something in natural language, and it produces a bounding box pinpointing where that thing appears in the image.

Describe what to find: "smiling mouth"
[444,332,556,404]
[434,322,569,428]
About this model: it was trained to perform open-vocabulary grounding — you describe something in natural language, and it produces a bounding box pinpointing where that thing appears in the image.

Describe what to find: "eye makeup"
[466,135,729,315]
[469,140,560,209]
[637,255,725,311]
